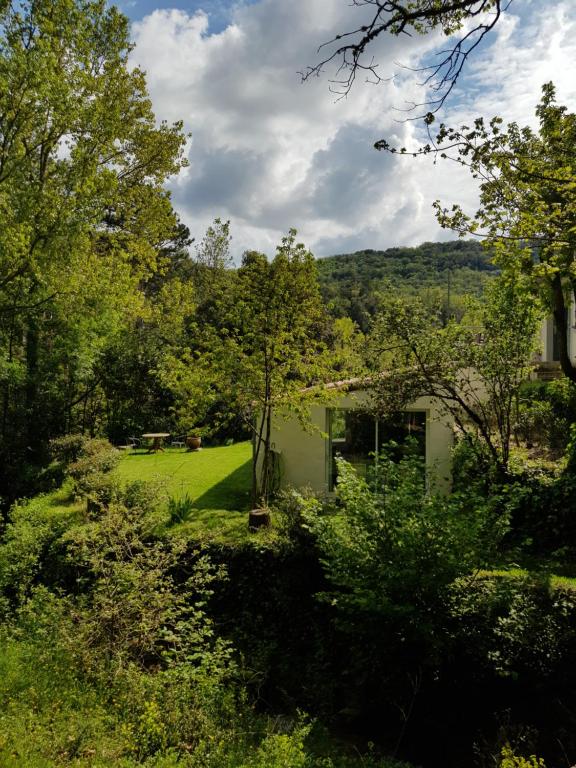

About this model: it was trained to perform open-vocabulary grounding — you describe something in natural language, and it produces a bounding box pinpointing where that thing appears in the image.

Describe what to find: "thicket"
[3,429,576,766]
[194,444,576,768]
[0,439,413,768]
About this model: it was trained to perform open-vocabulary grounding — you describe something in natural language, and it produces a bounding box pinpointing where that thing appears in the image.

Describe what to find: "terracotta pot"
[186,435,202,451]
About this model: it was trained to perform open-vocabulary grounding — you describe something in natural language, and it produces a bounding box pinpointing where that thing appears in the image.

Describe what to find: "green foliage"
[516,378,576,455]
[317,240,495,330]
[370,276,540,475]
[68,438,120,484]
[98,258,196,444]
[449,574,576,679]
[167,493,196,524]
[432,83,576,382]
[0,485,80,607]
[500,746,547,768]
[50,433,89,465]
[0,0,187,501]
[302,447,504,662]
[194,230,334,505]
[190,217,233,306]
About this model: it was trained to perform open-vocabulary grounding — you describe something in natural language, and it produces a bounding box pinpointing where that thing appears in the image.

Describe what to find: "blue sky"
[124,0,576,259]
[121,0,255,30]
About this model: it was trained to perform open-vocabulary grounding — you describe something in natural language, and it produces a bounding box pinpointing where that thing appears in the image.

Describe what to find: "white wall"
[265,389,454,495]
[539,298,576,366]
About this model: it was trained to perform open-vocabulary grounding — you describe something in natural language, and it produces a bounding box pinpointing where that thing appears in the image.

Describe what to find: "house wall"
[266,390,454,495]
[539,301,576,366]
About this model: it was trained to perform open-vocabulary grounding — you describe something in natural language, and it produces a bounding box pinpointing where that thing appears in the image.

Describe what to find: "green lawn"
[114,441,264,544]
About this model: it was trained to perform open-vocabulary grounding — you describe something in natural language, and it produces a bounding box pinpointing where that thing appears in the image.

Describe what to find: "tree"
[369,276,539,475]
[191,218,233,306]
[212,231,332,507]
[303,0,506,115]
[389,83,576,382]
[299,446,502,750]
[0,0,187,502]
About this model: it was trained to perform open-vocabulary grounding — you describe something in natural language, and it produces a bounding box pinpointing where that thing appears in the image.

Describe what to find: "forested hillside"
[317,240,497,329]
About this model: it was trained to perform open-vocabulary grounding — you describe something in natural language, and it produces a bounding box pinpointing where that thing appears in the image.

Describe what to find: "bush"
[49,433,88,465]
[516,379,576,456]
[295,446,508,732]
[448,573,576,679]
[0,487,78,607]
[500,746,546,768]
[304,449,505,635]
[68,438,120,491]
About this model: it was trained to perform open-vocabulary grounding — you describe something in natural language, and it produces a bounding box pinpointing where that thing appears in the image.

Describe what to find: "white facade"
[538,301,576,366]
[265,388,454,495]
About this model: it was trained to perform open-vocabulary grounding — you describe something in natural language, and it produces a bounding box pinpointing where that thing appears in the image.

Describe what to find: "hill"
[316,240,497,330]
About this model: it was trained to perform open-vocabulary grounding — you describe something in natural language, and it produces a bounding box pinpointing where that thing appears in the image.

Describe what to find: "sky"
[120,0,576,260]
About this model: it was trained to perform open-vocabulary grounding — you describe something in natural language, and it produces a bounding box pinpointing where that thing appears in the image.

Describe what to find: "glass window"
[328,409,426,490]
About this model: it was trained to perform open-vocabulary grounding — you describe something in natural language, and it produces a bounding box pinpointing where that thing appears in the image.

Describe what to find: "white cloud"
[130,0,576,259]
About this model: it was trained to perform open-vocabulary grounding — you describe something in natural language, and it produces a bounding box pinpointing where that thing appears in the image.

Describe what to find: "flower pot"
[186,435,202,451]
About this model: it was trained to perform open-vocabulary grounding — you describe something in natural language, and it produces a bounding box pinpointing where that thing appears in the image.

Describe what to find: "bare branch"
[301,0,510,116]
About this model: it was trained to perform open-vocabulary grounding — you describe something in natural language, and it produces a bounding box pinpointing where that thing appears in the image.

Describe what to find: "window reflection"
[328,409,426,490]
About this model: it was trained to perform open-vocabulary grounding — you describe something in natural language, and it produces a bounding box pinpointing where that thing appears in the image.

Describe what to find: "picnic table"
[142,432,170,453]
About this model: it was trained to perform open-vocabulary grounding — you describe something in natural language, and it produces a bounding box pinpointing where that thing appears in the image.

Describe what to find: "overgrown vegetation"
[1,0,575,765]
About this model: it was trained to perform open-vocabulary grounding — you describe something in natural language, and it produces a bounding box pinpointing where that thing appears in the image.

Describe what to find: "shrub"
[500,745,546,768]
[516,379,576,456]
[296,447,508,730]
[49,433,88,465]
[0,489,78,607]
[68,438,120,491]
[448,574,576,678]
[303,449,505,635]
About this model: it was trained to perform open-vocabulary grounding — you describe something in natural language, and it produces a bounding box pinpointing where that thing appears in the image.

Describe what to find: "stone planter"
[186,435,202,451]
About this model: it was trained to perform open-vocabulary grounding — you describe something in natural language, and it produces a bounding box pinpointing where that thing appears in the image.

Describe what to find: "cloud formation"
[130,0,576,259]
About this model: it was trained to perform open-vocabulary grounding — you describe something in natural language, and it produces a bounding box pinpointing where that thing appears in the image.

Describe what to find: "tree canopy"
[211,231,332,505]
[411,83,576,381]
[0,0,188,501]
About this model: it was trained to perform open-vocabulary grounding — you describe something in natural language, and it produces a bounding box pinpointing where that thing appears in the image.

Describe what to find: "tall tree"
[369,277,539,475]
[208,231,332,506]
[0,0,187,500]
[191,217,233,306]
[394,83,576,382]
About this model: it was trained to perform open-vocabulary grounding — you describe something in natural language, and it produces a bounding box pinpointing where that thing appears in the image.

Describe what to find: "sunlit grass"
[114,441,269,545]
[115,441,252,508]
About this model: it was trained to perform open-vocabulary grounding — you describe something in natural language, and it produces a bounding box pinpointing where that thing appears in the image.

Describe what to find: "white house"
[263,381,454,495]
[262,309,572,498]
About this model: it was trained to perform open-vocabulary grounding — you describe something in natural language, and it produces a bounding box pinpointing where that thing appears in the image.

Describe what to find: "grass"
[114,441,270,545]
[475,567,576,592]
[116,441,252,506]
[10,442,271,547]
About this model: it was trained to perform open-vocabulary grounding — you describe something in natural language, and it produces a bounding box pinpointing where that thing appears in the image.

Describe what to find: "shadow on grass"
[192,459,252,511]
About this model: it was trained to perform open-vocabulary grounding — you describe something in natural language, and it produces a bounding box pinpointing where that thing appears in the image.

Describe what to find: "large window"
[327,409,426,490]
